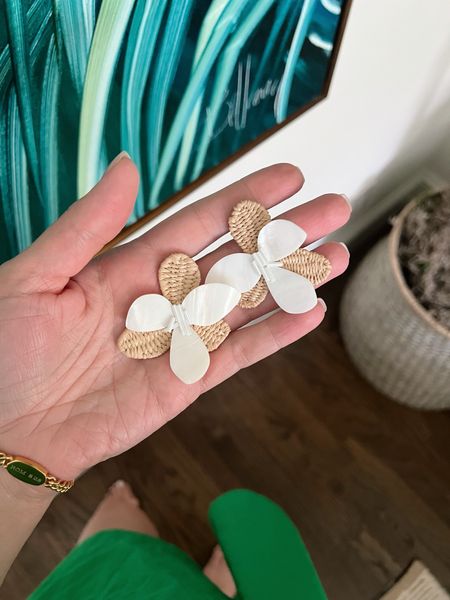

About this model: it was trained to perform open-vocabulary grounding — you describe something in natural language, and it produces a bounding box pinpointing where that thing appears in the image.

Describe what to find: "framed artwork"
[0,0,352,262]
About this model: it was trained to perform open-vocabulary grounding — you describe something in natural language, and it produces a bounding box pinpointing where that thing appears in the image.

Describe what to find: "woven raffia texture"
[340,237,450,410]
[229,200,331,308]
[118,253,230,359]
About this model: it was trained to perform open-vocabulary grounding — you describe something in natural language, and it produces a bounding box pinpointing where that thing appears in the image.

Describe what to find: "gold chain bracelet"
[0,451,74,493]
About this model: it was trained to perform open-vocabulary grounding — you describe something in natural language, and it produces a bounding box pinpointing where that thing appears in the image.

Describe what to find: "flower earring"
[206,200,331,314]
[118,253,239,384]
[118,202,332,382]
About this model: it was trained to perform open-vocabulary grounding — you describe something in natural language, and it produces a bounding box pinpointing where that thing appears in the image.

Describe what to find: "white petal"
[182,283,240,326]
[125,294,173,332]
[205,253,260,293]
[170,327,210,384]
[265,266,317,314]
[258,220,307,262]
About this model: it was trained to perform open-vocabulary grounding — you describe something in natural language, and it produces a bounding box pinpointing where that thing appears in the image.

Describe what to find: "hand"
[0,158,350,482]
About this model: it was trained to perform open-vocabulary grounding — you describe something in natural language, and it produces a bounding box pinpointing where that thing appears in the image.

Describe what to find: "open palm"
[0,158,350,481]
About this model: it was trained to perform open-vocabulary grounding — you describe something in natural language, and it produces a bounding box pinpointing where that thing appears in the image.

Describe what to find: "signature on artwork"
[206,55,280,140]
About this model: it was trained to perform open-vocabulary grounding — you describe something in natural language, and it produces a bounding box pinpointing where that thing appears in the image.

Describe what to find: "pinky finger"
[202,301,326,391]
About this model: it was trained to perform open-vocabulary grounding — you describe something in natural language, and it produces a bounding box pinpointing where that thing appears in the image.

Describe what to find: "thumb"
[3,152,139,294]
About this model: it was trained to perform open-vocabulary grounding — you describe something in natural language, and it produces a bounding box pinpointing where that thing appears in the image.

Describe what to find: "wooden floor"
[4,274,450,600]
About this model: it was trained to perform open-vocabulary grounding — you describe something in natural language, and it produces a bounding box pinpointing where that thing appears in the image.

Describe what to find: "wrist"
[0,466,55,507]
[0,460,54,586]
[0,446,75,497]
[0,432,82,481]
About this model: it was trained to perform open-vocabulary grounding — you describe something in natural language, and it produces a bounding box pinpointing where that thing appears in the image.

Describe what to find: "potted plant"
[340,189,450,409]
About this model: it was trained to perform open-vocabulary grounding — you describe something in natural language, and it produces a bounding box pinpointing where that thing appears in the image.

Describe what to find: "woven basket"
[340,200,450,410]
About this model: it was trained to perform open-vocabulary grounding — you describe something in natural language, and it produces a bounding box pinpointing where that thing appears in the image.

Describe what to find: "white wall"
[124,0,450,244]
[428,134,450,183]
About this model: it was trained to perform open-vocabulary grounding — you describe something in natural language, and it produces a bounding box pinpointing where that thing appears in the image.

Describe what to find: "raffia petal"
[229,200,270,253]
[238,277,268,308]
[193,320,231,352]
[158,253,201,304]
[282,248,332,286]
[117,329,171,359]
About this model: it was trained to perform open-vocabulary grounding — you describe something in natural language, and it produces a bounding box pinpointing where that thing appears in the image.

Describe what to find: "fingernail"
[106,151,130,173]
[340,193,352,211]
[317,298,327,312]
[337,241,350,257]
[111,479,126,489]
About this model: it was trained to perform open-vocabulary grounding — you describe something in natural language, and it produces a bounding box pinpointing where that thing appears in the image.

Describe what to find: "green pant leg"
[209,490,327,600]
